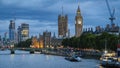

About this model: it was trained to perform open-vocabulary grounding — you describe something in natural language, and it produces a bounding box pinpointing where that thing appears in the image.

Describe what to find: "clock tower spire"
[75,4,83,37]
[77,5,81,16]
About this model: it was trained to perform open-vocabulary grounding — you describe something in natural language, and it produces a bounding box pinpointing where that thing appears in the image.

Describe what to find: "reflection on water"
[0,50,102,68]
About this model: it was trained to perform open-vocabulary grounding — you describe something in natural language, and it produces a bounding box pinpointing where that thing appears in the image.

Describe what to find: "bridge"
[0,46,103,58]
[0,47,42,54]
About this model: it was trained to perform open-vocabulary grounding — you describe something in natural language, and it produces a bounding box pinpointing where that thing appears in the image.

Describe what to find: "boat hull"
[65,57,81,62]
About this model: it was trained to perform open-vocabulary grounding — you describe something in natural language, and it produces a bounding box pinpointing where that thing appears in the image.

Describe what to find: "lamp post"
[105,39,107,53]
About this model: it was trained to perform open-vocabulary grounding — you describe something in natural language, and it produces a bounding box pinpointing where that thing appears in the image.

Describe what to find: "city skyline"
[0,0,120,37]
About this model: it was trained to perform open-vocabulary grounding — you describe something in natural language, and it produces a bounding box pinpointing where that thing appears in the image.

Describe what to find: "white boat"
[65,55,82,62]
[100,52,117,67]
[75,56,82,62]
[100,40,117,67]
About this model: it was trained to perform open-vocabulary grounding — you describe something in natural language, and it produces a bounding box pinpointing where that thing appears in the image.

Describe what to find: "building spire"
[53,32,56,39]
[77,6,80,12]
[62,5,64,15]
[60,0,64,16]
[77,1,81,15]
[61,0,64,16]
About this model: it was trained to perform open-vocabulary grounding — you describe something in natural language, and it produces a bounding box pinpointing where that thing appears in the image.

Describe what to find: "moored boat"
[100,52,118,67]
[65,54,82,62]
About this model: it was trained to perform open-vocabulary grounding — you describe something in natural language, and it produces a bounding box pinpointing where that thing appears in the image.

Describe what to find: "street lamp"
[105,39,107,54]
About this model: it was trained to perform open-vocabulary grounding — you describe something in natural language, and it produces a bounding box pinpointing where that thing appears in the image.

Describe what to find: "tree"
[62,32,118,51]
[16,38,32,48]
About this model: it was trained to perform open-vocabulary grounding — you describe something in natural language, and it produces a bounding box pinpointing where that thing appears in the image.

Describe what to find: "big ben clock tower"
[75,5,83,37]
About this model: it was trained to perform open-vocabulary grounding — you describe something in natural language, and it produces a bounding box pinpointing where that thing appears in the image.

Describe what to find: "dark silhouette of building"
[17,26,21,43]
[51,33,62,47]
[83,23,119,35]
[105,24,119,33]
[43,30,51,48]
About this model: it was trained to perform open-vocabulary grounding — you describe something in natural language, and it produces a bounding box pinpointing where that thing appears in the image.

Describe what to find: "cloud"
[0,0,58,11]
[0,0,120,38]
[1,0,42,8]
[0,20,9,31]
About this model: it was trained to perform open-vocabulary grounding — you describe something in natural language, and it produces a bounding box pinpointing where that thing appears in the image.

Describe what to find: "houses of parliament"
[58,4,83,38]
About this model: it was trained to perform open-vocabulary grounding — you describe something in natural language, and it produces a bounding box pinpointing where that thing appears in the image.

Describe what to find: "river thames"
[0,50,104,68]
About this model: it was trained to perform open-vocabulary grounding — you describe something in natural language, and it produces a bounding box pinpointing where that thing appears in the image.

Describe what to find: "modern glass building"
[9,20,15,42]
[17,23,29,42]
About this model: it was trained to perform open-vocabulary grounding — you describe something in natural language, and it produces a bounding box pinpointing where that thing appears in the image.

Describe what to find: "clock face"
[78,20,81,24]
[75,20,82,24]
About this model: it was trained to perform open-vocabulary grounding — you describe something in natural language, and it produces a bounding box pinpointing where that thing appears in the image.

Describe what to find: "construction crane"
[105,0,115,25]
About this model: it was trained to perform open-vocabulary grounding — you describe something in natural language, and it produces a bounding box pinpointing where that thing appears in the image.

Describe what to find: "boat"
[100,39,118,67]
[115,61,120,68]
[100,52,117,67]
[65,54,82,62]
[100,56,108,66]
